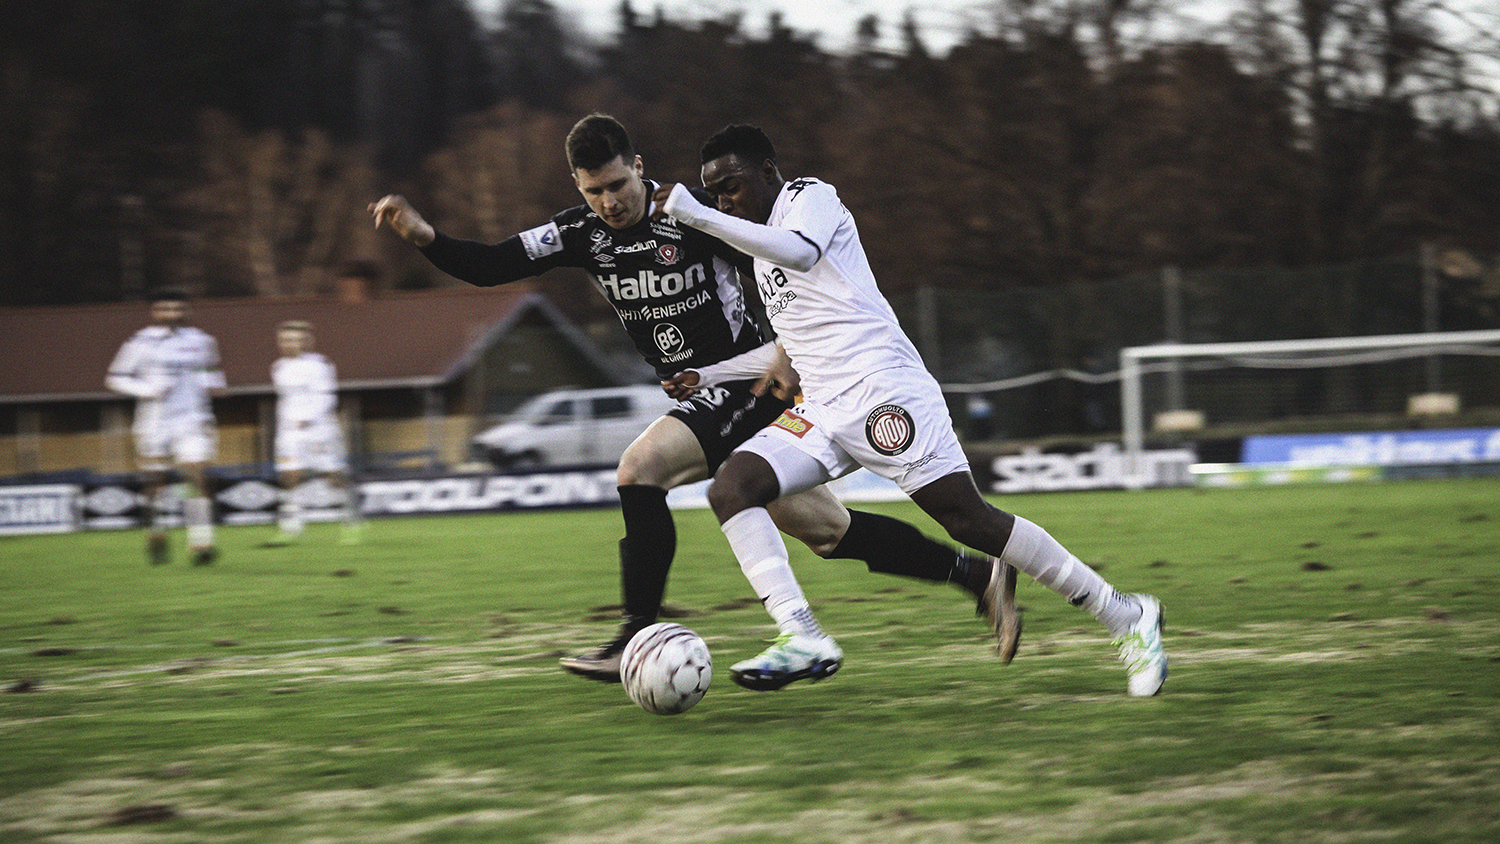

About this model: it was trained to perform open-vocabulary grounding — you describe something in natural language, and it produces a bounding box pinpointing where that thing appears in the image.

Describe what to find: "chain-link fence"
[887,251,1500,441]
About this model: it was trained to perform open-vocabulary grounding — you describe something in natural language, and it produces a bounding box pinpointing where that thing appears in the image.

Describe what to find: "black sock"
[617,484,675,624]
[828,509,974,586]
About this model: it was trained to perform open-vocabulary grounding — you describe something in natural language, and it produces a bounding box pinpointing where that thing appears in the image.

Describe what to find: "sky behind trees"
[4,0,1498,309]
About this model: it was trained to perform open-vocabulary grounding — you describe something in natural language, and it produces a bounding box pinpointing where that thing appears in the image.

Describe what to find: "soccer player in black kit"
[371,114,1018,687]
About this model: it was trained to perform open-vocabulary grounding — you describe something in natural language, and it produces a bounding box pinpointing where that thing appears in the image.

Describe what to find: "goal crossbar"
[1120,329,1500,488]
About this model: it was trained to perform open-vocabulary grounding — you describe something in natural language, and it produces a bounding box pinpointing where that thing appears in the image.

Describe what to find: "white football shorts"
[733,366,970,496]
[135,417,217,470]
[275,419,347,474]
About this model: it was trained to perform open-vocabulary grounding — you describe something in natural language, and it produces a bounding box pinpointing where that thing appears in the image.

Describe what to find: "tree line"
[3,0,1498,313]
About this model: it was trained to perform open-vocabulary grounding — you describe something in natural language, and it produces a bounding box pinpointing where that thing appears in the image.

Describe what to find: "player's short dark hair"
[700,124,777,166]
[566,113,634,172]
[148,287,189,304]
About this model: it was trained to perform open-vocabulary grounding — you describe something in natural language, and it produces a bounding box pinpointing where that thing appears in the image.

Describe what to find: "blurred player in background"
[268,320,361,545]
[106,288,224,566]
[655,124,1167,695]
[371,113,1018,684]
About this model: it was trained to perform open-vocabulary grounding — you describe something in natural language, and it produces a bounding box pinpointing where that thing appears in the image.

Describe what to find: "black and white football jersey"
[420,182,763,379]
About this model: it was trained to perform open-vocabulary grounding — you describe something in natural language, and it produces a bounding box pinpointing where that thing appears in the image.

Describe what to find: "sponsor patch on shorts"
[865,404,915,455]
[771,409,813,438]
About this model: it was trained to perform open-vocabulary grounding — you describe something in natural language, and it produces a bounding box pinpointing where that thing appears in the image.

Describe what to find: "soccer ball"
[619,623,712,715]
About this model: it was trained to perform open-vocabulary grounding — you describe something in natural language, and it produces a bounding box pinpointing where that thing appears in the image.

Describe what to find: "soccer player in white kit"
[656,125,1167,696]
[106,289,225,566]
[269,321,360,544]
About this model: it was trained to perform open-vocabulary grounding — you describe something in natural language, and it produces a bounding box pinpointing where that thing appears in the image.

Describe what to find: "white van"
[471,385,677,469]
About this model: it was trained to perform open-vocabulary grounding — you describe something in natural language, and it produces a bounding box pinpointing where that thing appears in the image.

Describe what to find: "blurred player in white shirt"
[269,321,359,544]
[106,288,225,565]
[656,125,1166,696]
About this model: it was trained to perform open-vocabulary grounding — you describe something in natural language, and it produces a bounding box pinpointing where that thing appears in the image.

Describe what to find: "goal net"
[1120,329,1500,484]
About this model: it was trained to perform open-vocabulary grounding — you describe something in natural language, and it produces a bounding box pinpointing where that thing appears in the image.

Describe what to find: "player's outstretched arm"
[105,341,162,399]
[652,183,818,271]
[751,343,798,401]
[369,194,436,247]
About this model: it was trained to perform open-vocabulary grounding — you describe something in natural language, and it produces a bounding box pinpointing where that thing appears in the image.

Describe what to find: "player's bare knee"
[940,507,1015,556]
[706,478,754,521]
[794,526,844,558]
[706,456,778,522]
[616,444,664,487]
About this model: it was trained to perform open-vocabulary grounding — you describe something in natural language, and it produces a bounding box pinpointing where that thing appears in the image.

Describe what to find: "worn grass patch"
[2,478,1498,842]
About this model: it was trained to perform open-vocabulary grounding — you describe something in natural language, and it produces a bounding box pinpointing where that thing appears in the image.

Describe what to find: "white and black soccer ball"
[619,622,712,715]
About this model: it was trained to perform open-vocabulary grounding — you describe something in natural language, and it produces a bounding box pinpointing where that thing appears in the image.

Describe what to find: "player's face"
[573,154,647,229]
[150,300,188,327]
[701,154,777,225]
[278,329,310,357]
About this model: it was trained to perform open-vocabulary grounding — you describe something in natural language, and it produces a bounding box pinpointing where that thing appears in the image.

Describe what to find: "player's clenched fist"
[368,194,436,247]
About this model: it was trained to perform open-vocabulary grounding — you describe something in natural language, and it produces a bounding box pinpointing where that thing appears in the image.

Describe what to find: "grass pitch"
[2,478,1498,843]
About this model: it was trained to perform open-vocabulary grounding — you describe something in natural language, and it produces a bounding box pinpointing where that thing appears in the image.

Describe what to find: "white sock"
[1002,516,1141,636]
[721,508,826,639]
[279,497,303,537]
[184,496,214,548]
[342,487,360,526]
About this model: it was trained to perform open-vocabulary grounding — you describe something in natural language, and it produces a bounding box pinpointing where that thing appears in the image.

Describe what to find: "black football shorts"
[666,378,793,473]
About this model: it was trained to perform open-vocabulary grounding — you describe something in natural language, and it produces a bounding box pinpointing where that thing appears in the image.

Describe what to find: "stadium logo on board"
[865,405,915,455]
[657,243,679,265]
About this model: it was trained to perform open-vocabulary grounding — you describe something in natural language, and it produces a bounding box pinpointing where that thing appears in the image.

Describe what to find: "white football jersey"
[106,326,224,429]
[272,353,339,425]
[751,178,928,402]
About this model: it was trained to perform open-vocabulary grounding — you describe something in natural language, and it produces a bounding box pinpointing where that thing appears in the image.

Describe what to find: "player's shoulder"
[129,325,169,342]
[516,204,595,261]
[784,177,834,201]
[551,203,593,229]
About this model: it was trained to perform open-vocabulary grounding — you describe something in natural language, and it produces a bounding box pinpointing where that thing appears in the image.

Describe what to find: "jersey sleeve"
[311,357,338,417]
[202,335,226,390]
[105,336,160,398]
[776,180,844,257]
[418,222,577,288]
[662,184,820,271]
[680,341,782,387]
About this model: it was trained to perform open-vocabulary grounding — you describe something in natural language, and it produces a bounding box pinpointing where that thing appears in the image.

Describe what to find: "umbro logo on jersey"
[865,405,915,456]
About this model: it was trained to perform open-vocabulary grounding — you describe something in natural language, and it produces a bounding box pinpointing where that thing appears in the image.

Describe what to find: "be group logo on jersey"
[865,404,915,456]
[653,323,684,354]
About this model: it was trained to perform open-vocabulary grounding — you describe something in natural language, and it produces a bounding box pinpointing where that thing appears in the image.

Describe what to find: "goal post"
[1120,329,1500,488]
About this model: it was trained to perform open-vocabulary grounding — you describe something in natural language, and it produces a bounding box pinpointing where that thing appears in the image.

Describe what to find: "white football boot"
[730,633,843,691]
[1113,594,1167,697]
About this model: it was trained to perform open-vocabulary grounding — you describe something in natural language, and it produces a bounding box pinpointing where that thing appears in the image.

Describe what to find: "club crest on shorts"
[865,404,915,455]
